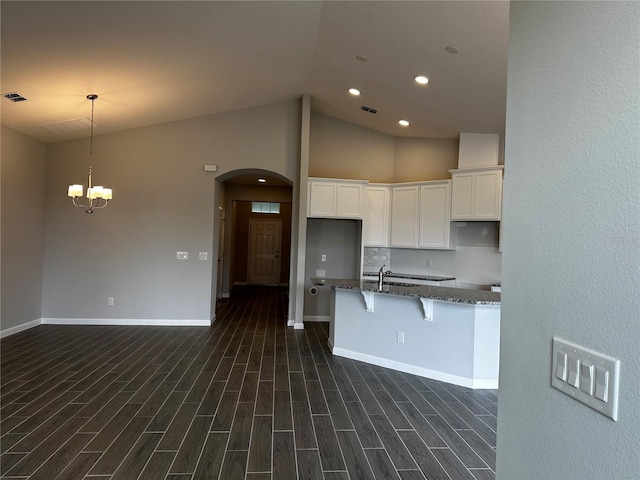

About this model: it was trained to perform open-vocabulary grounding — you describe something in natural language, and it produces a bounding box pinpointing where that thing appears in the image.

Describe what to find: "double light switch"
[551,337,619,421]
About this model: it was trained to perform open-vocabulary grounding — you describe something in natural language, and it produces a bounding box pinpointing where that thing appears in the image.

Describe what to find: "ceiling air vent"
[361,105,378,114]
[3,92,27,102]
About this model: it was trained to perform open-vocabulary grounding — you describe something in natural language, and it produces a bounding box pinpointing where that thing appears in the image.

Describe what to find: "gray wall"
[497,3,640,479]
[393,137,459,182]
[40,100,301,322]
[309,112,395,182]
[1,126,48,333]
[304,218,361,318]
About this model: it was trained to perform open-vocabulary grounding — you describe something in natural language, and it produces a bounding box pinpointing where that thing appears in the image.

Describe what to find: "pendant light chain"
[67,93,112,213]
[88,96,95,179]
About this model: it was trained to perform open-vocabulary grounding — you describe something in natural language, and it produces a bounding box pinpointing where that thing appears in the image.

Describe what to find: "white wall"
[41,101,301,322]
[497,3,640,479]
[1,126,48,335]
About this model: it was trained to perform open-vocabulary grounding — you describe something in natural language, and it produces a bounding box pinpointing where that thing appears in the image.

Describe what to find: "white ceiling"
[0,1,509,144]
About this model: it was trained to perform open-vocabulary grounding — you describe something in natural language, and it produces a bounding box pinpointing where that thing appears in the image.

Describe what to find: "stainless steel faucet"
[378,265,391,291]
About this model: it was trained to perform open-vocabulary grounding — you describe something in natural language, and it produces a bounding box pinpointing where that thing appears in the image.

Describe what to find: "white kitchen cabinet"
[363,184,391,247]
[449,166,504,220]
[418,181,455,249]
[390,181,454,250]
[308,178,367,219]
[390,184,420,247]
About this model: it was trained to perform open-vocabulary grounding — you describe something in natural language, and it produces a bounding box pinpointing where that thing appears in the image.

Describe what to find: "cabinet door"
[308,181,336,217]
[419,183,451,249]
[451,173,475,219]
[390,186,419,248]
[336,183,363,218]
[364,186,390,247]
[475,170,502,219]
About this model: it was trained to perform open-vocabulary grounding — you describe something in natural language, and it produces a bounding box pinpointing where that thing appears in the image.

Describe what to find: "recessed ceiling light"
[399,120,410,127]
[414,76,429,85]
[257,178,267,183]
[355,54,368,62]
[445,45,459,54]
[348,88,361,96]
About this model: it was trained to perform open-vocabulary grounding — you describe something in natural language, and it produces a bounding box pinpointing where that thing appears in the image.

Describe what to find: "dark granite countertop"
[311,278,500,305]
[362,272,456,282]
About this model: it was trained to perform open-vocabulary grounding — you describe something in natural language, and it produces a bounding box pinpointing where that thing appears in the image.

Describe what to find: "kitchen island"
[312,278,501,389]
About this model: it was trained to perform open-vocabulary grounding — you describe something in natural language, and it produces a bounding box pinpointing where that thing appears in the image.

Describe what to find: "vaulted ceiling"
[1,1,509,144]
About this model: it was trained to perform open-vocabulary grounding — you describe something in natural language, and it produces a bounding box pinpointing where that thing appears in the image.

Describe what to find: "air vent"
[361,105,378,114]
[3,92,27,102]
[40,118,94,135]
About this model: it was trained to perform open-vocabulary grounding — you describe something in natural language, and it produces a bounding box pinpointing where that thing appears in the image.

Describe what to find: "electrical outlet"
[177,251,188,260]
[397,331,405,343]
[108,297,115,306]
[425,259,432,268]
[199,252,207,261]
[321,254,327,262]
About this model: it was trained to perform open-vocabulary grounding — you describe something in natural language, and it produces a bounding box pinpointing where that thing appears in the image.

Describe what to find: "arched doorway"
[211,169,294,319]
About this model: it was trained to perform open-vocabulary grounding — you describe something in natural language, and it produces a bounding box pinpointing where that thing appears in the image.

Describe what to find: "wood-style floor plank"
[0,285,497,480]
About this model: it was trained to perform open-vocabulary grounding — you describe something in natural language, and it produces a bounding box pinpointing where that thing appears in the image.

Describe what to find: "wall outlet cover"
[551,337,620,421]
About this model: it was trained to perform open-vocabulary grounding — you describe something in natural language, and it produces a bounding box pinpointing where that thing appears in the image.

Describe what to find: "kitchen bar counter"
[315,277,501,389]
[311,277,500,305]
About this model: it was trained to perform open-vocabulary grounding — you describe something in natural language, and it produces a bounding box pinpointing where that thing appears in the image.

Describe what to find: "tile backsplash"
[363,247,391,271]
[364,245,501,289]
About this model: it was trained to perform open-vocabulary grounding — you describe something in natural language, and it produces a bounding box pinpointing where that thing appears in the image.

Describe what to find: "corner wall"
[497,3,640,479]
[41,101,301,323]
[1,126,48,335]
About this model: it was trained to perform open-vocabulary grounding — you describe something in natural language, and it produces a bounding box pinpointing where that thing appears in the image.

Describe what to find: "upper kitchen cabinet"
[390,184,420,248]
[418,181,455,249]
[390,181,455,250]
[363,184,391,247]
[449,166,504,221]
[308,178,368,219]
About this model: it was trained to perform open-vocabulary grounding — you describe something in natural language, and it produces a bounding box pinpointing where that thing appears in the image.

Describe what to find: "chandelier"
[67,94,112,214]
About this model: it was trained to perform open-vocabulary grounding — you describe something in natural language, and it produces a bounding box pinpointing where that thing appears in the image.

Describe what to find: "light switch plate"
[199,252,207,261]
[551,337,620,421]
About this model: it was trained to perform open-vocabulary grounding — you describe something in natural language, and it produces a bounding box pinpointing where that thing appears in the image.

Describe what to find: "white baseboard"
[0,319,41,338]
[293,322,305,330]
[327,338,334,350]
[287,319,295,327]
[303,315,330,323]
[41,318,212,327]
[331,347,498,389]
[222,293,230,299]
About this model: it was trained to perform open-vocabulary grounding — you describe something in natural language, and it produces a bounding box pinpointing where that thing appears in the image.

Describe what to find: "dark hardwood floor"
[0,286,497,479]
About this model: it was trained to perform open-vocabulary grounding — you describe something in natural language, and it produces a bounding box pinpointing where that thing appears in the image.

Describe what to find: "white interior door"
[248,218,281,285]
